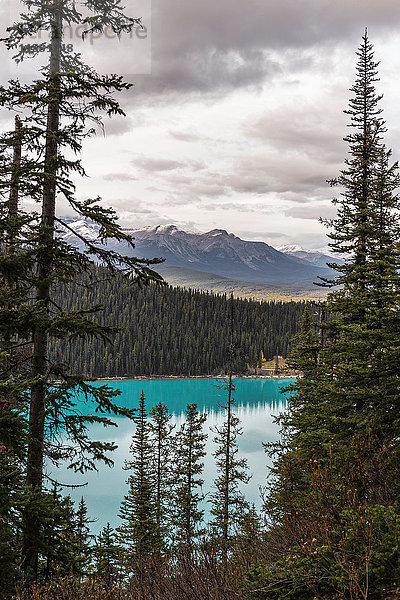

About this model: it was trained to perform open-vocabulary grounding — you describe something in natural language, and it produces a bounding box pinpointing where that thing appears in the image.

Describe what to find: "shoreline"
[93,374,297,382]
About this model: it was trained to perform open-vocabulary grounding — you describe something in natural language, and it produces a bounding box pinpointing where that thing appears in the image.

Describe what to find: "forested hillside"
[53,272,306,377]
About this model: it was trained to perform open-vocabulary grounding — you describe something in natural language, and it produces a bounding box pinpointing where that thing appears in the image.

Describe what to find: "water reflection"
[50,378,292,533]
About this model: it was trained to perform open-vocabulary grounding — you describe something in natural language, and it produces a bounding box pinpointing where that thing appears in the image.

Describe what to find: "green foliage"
[51,270,305,377]
[171,403,207,548]
[118,392,158,573]
[93,522,121,586]
[253,31,400,600]
[149,402,174,546]
[246,505,400,600]
[35,488,93,580]
[210,376,250,550]
[0,0,162,584]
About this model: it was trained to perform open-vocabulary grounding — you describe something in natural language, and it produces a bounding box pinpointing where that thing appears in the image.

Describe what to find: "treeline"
[52,276,306,377]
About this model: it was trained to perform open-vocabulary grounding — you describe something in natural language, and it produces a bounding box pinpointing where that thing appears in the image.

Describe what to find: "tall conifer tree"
[118,392,158,579]
[210,338,250,554]
[149,402,174,547]
[171,403,207,550]
[0,0,162,579]
[256,31,400,599]
[93,522,121,588]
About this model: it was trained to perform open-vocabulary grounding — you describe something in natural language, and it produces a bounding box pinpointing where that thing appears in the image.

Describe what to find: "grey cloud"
[135,156,186,171]
[104,197,156,215]
[102,116,134,136]
[244,100,348,164]
[169,130,208,143]
[164,175,229,198]
[141,47,275,97]
[188,184,229,198]
[133,156,206,176]
[128,0,400,98]
[236,230,290,241]
[158,150,337,204]
[164,174,194,185]
[103,173,138,181]
[230,153,338,197]
[146,185,165,192]
[202,202,243,212]
[285,205,337,220]
[202,202,275,213]
[4,0,400,101]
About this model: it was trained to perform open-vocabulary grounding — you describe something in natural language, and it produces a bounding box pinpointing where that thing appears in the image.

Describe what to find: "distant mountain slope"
[124,225,333,284]
[157,265,328,301]
[60,220,335,288]
[278,244,343,268]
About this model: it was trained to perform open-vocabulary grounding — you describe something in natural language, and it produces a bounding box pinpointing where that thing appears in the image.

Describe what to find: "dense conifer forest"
[52,273,306,377]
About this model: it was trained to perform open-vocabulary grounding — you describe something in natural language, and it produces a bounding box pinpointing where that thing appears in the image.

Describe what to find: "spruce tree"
[273,31,400,481]
[93,523,121,588]
[0,0,163,580]
[171,403,207,550]
[118,392,158,579]
[149,402,174,547]
[320,31,400,451]
[40,486,88,580]
[209,374,250,554]
[256,32,400,599]
[73,497,93,577]
[210,302,250,554]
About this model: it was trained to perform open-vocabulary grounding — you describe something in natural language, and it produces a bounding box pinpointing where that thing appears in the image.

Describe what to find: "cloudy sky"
[3,0,400,248]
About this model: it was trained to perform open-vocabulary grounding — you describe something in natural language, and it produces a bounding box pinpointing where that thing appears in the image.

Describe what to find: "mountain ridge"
[59,219,336,291]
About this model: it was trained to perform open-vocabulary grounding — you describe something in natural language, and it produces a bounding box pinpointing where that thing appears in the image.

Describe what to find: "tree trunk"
[22,4,62,577]
[223,370,232,549]
[7,115,22,252]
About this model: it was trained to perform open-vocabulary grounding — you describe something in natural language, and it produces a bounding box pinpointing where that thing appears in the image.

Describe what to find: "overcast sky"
[3,0,400,248]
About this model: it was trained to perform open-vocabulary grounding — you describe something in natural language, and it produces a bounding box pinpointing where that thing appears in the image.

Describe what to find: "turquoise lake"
[52,378,293,533]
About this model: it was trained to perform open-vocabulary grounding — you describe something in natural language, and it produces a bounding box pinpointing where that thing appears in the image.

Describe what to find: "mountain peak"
[59,219,335,285]
[207,228,229,237]
[143,224,179,234]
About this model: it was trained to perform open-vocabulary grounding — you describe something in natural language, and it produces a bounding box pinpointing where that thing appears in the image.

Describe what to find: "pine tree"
[118,392,158,579]
[40,486,87,580]
[149,402,174,547]
[264,307,327,525]
[255,32,400,599]
[210,302,250,555]
[274,31,400,479]
[209,372,250,554]
[73,497,93,577]
[320,30,400,451]
[0,0,163,579]
[93,523,121,587]
[171,403,207,550]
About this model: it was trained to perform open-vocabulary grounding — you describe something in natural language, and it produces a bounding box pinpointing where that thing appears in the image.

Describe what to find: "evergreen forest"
[0,1,399,598]
[52,275,305,377]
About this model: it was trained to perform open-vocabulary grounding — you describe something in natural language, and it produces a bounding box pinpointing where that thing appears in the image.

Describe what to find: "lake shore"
[94,374,296,381]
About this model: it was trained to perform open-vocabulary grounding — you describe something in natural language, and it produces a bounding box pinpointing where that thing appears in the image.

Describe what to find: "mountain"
[59,221,335,287]
[122,225,333,284]
[156,265,329,301]
[278,244,342,268]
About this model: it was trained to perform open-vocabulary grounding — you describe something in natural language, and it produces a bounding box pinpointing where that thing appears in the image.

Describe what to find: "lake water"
[51,378,293,533]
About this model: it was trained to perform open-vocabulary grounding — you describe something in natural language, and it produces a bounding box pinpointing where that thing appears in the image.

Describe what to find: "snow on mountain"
[278,244,340,268]
[58,220,335,285]
[58,218,100,243]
